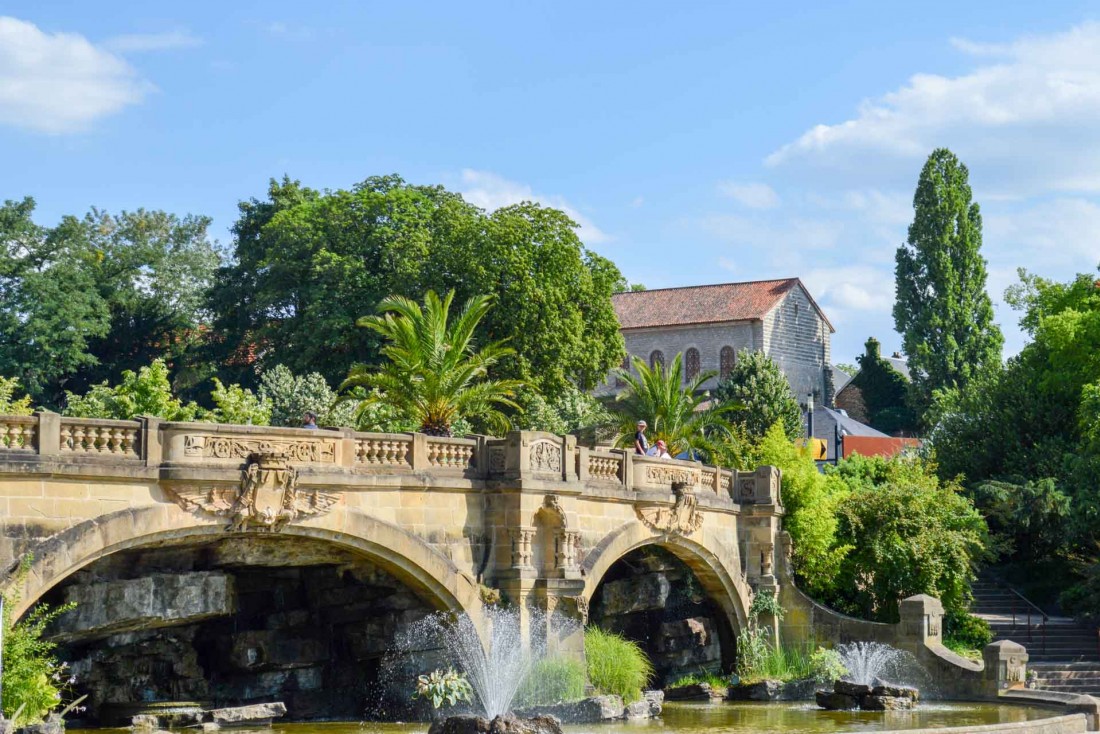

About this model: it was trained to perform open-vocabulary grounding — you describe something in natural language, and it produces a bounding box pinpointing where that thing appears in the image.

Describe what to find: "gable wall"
[761,286,831,402]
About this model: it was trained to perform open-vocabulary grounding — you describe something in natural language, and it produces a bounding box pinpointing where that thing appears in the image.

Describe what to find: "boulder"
[623,701,650,719]
[643,690,664,717]
[18,714,65,734]
[208,702,287,727]
[130,716,158,731]
[815,691,859,710]
[779,679,817,701]
[834,680,872,698]
[428,715,562,734]
[0,716,13,734]
[860,695,915,711]
[728,680,780,701]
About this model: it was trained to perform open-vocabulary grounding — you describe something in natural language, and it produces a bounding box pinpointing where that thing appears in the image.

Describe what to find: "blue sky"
[3,2,1100,364]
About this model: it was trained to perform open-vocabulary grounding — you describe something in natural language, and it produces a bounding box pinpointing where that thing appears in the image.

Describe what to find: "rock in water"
[871,684,919,701]
[429,715,562,734]
[208,702,287,727]
[860,695,915,711]
[0,716,14,734]
[815,691,860,710]
[643,690,664,717]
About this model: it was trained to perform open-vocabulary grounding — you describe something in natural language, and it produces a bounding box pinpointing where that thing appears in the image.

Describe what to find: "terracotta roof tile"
[613,278,803,329]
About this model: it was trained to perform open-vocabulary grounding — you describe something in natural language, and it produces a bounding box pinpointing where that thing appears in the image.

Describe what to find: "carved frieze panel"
[165,450,340,532]
[645,465,698,487]
[183,434,336,463]
[529,440,562,474]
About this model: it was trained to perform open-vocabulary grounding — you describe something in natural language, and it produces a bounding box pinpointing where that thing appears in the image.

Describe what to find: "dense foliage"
[929,268,1100,609]
[894,148,1003,420]
[713,350,803,439]
[0,198,218,406]
[257,364,356,428]
[847,337,917,435]
[584,627,653,703]
[207,176,625,397]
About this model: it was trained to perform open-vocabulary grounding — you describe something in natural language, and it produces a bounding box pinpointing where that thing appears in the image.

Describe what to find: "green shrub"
[943,610,992,650]
[584,627,653,703]
[2,558,77,725]
[741,643,816,683]
[668,672,728,690]
[516,657,587,705]
[809,647,847,683]
[413,668,472,710]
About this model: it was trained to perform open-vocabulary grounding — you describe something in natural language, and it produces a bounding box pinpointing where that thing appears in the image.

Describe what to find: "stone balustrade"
[0,413,778,501]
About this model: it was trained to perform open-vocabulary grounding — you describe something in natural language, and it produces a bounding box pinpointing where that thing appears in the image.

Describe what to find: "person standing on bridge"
[634,420,649,455]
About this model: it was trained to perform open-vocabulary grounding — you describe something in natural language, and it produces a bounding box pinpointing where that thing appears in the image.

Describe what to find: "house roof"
[832,366,854,394]
[612,278,834,331]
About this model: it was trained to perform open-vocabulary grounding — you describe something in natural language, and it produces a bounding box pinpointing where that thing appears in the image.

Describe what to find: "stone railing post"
[338,428,357,469]
[621,450,634,490]
[576,446,590,482]
[138,416,163,466]
[982,640,1028,693]
[897,594,944,646]
[562,434,577,482]
[36,410,60,456]
[472,434,489,479]
[410,432,429,471]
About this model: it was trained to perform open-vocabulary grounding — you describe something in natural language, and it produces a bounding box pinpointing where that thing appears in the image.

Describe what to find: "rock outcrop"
[428,714,563,734]
[816,680,919,711]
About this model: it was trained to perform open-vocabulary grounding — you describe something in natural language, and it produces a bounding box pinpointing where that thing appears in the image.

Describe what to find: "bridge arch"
[580,521,750,682]
[6,501,483,623]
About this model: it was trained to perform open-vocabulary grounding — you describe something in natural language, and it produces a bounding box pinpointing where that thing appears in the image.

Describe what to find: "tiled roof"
[612,278,811,329]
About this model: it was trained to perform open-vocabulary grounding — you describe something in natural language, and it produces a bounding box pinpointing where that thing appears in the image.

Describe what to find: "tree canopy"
[713,349,803,439]
[894,148,1003,420]
[207,175,625,396]
[847,337,918,435]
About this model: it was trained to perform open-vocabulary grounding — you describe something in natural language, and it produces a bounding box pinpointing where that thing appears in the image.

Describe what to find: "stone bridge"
[0,413,788,717]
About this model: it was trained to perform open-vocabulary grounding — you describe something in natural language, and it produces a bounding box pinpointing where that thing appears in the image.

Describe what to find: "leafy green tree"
[971,478,1070,565]
[341,290,522,436]
[827,455,988,620]
[756,424,850,594]
[713,349,802,439]
[257,364,356,427]
[0,198,109,403]
[63,359,203,421]
[209,379,270,425]
[0,376,33,415]
[610,353,735,458]
[207,176,625,395]
[513,385,610,437]
[894,148,1003,419]
[0,198,218,406]
[848,337,918,434]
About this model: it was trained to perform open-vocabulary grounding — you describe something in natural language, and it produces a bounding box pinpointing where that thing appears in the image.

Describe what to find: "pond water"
[74,700,1057,734]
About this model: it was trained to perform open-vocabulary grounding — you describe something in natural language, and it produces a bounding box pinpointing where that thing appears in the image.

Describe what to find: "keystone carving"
[529,440,562,474]
[166,451,340,532]
[635,481,704,535]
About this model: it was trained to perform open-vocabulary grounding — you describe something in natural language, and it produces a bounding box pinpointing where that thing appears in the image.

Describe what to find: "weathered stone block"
[57,572,234,640]
[728,680,779,701]
[428,715,563,734]
[209,702,287,727]
[664,682,720,700]
[642,690,663,717]
[871,684,918,701]
[130,715,158,730]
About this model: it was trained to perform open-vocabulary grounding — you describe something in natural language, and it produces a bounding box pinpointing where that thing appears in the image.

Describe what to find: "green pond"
[75,700,1057,734]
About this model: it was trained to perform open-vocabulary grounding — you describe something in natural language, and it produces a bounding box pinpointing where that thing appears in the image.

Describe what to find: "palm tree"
[341,290,523,436]
[610,353,735,458]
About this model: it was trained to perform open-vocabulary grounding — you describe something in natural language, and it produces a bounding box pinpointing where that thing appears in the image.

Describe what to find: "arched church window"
[649,350,665,370]
[685,348,701,382]
[720,346,736,381]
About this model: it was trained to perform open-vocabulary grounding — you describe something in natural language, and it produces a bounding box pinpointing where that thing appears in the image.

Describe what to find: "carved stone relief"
[529,440,562,474]
[635,481,704,535]
[165,450,339,531]
[183,434,336,463]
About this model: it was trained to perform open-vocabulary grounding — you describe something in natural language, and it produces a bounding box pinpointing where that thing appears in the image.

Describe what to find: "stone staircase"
[971,579,1100,696]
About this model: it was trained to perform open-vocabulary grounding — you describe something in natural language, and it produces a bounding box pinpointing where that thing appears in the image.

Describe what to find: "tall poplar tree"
[894,148,1003,420]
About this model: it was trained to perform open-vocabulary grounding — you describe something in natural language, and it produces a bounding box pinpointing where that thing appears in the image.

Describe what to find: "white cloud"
[718,181,780,209]
[766,22,1100,195]
[104,29,202,53]
[0,16,151,133]
[459,169,610,244]
[802,265,895,313]
[700,213,844,258]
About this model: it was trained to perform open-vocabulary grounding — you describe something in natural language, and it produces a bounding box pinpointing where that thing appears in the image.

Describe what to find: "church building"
[605,278,836,405]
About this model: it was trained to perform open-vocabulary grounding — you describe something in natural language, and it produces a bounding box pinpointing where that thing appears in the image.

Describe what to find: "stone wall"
[761,286,832,404]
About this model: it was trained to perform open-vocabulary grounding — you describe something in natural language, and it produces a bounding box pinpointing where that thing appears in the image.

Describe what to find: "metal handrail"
[1003,583,1047,654]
